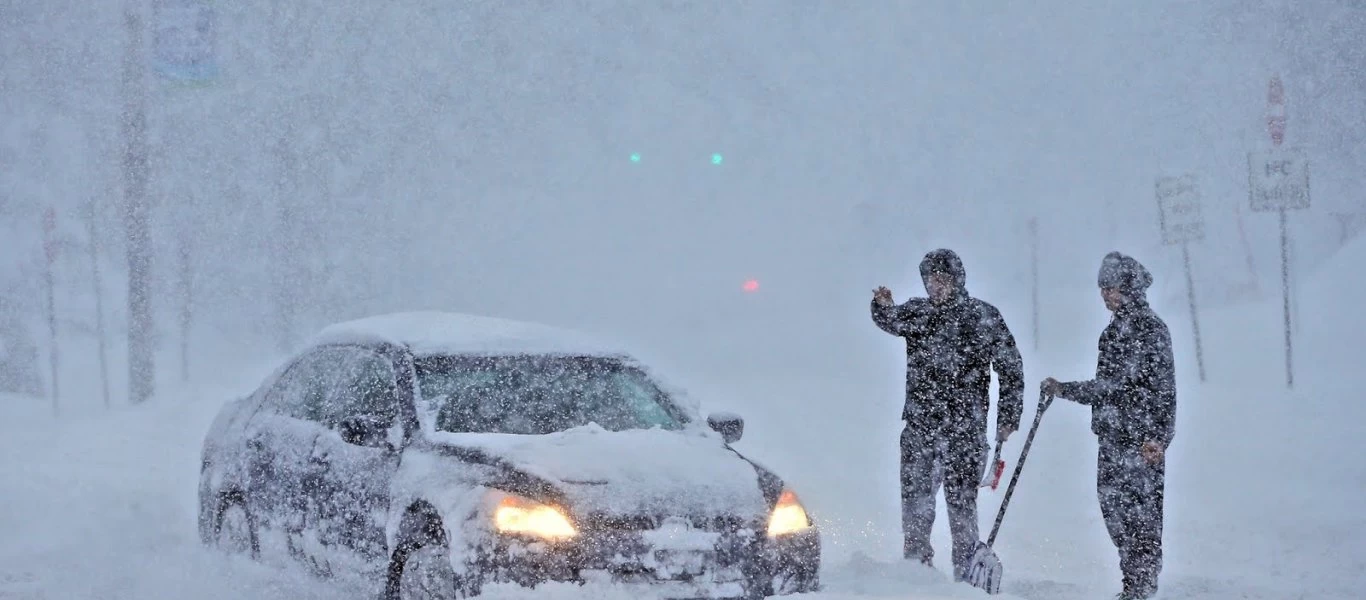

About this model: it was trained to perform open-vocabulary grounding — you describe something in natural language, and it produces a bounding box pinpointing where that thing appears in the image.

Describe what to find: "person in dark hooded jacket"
[1043,251,1176,600]
[871,249,1024,580]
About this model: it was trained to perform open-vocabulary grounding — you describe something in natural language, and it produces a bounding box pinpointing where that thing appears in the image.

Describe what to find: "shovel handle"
[985,388,1053,548]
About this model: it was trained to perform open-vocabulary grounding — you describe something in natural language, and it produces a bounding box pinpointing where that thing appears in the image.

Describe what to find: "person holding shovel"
[871,248,1025,582]
[1043,251,1176,600]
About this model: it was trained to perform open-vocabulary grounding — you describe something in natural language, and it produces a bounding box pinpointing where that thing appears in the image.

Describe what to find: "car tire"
[743,574,771,600]
[212,493,260,560]
[397,543,482,600]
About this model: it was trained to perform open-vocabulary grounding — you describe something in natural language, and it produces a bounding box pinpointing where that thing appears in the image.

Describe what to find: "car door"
[240,348,337,565]
[303,345,406,577]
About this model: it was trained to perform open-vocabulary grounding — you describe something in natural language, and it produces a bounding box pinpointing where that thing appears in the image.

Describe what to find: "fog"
[3,2,1366,599]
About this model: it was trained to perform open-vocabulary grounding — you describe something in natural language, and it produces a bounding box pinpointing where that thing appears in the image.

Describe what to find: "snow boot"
[1114,582,1157,600]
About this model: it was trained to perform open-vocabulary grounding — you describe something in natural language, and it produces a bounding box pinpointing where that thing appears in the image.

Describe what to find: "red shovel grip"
[988,459,1005,490]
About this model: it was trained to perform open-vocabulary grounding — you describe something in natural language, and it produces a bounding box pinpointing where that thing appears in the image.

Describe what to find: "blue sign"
[152,0,218,85]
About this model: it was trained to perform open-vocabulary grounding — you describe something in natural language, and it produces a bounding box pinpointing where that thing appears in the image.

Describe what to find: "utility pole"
[122,4,155,404]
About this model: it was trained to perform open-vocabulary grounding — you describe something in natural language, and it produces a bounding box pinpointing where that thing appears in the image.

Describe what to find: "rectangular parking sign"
[1155,173,1204,245]
[1248,147,1310,212]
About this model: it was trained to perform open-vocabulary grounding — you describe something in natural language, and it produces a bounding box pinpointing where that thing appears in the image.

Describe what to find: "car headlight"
[766,488,812,537]
[494,495,578,541]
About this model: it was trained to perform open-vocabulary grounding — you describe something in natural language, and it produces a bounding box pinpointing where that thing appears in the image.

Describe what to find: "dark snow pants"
[900,424,987,579]
[1097,442,1166,593]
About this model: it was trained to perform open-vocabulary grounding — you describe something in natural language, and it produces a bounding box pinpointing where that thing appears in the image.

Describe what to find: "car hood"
[426,424,773,520]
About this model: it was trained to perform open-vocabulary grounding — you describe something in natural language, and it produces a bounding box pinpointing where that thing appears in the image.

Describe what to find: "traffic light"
[624,151,724,165]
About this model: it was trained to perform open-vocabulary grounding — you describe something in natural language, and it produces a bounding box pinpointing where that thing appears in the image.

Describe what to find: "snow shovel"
[966,389,1055,595]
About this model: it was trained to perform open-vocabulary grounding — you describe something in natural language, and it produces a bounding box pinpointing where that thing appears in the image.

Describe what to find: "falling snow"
[3,2,1366,600]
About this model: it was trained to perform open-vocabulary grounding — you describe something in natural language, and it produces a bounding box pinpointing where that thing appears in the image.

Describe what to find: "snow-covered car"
[197,311,820,600]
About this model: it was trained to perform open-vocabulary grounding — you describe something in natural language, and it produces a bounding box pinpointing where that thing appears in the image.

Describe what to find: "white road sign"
[1156,174,1204,245]
[1248,147,1310,212]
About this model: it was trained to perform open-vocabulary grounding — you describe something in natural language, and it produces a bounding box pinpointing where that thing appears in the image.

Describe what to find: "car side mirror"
[707,412,744,444]
[339,414,394,449]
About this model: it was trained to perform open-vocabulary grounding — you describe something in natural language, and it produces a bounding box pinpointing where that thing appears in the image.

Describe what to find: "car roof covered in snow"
[307,311,637,359]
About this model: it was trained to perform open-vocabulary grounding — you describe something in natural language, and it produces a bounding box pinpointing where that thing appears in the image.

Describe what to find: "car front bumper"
[480,521,820,599]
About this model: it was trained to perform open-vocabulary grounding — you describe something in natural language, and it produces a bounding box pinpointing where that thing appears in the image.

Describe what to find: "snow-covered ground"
[2,241,1364,600]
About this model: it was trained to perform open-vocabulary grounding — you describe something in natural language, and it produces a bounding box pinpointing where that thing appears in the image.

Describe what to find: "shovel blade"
[966,542,1002,594]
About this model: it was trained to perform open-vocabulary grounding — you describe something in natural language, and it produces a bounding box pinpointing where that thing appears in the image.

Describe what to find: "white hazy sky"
[1,0,1361,369]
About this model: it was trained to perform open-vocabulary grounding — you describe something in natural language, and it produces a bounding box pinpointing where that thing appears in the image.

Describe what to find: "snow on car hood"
[425,424,772,520]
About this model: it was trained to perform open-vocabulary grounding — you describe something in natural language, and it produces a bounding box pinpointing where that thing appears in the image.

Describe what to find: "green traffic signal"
[626,152,725,165]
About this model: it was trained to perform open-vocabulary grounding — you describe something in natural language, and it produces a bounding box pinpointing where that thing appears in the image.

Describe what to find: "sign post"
[1155,173,1206,382]
[1248,75,1309,389]
[154,0,216,385]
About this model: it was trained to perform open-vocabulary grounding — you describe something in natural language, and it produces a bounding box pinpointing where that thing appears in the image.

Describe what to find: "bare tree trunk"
[86,200,112,409]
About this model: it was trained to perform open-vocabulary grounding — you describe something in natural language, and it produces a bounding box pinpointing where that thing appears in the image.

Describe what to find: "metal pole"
[1235,203,1260,297]
[1181,241,1206,382]
[45,266,59,416]
[1280,208,1293,388]
[1290,234,1300,337]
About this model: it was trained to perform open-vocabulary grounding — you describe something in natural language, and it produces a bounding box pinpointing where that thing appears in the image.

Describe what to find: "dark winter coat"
[872,250,1024,437]
[1059,253,1177,449]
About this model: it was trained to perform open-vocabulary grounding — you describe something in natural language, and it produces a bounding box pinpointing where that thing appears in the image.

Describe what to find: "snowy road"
[1,361,1359,599]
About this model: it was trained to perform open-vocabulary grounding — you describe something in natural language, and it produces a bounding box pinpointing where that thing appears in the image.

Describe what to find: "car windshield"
[415,354,687,435]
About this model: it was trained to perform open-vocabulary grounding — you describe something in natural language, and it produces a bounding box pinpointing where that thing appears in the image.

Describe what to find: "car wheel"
[398,543,482,600]
[213,495,260,559]
[742,573,772,600]
[769,569,820,596]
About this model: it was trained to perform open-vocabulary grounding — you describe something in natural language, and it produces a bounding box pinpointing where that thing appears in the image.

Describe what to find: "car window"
[612,373,677,428]
[316,348,399,429]
[262,349,338,422]
[416,355,685,435]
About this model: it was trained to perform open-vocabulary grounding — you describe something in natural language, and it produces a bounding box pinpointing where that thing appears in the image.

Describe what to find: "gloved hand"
[1041,377,1062,397]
